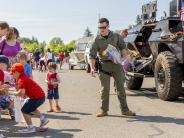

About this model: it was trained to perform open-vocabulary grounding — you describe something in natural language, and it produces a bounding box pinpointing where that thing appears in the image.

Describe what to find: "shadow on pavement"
[174,97,184,103]
[62,111,92,116]
[108,114,184,125]
[0,119,82,138]
[127,115,184,125]
[126,87,158,99]
[44,113,80,120]
[126,87,184,102]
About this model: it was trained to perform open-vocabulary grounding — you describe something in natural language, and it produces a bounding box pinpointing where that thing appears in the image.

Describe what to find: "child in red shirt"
[45,62,61,112]
[10,63,49,133]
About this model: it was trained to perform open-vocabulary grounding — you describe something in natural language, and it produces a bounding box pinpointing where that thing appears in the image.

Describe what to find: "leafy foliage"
[49,37,64,46]
[20,36,75,54]
[47,40,76,55]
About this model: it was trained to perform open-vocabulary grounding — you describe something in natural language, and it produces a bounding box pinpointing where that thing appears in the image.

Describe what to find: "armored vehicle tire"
[155,51,183,101]
[69,64,74,70]
[126,76,144,90]
[86,64,91,73]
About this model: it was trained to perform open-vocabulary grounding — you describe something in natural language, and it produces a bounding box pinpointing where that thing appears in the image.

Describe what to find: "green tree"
[21,42,39,53]
[84,27,93,37]
[31,36,39,44]
[49,37,64,46]
[47,40,76,55]
[19,37,32,44]
[39,41,47,52]
[19,36,39,45]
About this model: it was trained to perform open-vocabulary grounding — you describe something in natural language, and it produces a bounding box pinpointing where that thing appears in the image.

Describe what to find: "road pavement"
[1,65,184,138]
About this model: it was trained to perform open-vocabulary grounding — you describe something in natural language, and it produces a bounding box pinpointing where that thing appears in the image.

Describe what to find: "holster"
[96,58,112,77]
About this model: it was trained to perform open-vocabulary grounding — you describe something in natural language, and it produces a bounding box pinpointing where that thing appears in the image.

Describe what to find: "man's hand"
[89,58,96,77]
[91,68,96,77]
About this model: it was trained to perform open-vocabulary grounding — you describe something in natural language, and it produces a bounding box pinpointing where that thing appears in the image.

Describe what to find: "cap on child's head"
[9,63,24,75]
[0,55,9,65]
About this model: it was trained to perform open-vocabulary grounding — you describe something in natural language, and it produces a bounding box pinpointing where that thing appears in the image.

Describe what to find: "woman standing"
[39,52,47,72]
[46,48,54,65]
[0,27,21,66]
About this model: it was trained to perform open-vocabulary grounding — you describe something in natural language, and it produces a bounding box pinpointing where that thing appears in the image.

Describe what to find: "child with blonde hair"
[45,62,61,112]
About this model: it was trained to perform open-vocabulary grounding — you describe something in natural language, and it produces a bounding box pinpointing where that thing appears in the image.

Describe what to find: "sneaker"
[40,117,49,128]
[47,109,54,112]
[56,105,61,111]
[122,110,136,116]
[10,115,15,120]
[18,127,36,133]
[96,111,108,117]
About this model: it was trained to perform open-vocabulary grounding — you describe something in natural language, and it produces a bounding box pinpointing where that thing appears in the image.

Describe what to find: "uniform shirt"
[89,31,126,61]
[18,74,45,99]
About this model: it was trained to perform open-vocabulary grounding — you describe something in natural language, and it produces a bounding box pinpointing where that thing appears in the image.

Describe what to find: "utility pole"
[177,0,179,16]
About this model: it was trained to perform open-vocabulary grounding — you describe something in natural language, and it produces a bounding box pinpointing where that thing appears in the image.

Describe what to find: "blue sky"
[0,0,169,44]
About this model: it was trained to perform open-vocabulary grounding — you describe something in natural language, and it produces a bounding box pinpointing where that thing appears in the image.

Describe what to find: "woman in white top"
[46,48,54,65]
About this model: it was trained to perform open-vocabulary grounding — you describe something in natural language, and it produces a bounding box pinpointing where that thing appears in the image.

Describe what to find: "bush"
[47,40,76,55]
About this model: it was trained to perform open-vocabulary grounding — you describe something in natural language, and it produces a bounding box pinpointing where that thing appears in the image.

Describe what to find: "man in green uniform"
[89,18,136,117]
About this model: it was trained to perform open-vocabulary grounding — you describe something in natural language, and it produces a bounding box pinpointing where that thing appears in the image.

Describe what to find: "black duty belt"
[100,70,112,76]
[97,59,112,76]
[103,60,112,63]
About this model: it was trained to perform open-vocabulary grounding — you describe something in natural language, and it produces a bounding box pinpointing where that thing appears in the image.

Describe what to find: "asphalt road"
[1,65,184,138]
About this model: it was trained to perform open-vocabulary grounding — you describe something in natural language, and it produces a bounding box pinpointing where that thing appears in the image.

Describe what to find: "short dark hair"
[98,18,109,26]
[0,21,9,30]
[47,48,51,52]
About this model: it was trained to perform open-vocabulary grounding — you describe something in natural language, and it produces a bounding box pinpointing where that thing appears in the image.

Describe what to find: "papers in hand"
[103,44,122,64]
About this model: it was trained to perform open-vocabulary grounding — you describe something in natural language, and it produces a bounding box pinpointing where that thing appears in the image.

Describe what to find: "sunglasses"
[98,26,108,30]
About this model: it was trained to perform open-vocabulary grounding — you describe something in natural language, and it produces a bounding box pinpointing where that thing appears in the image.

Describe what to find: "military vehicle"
[124,0,184,101]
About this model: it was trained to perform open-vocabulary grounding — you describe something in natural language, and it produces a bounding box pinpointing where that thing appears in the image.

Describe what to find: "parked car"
[69,36,93,70]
